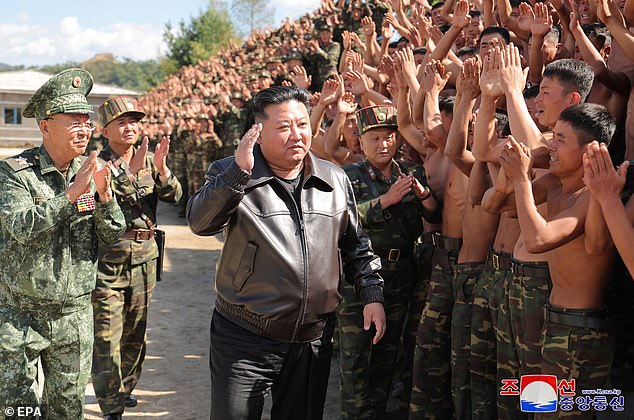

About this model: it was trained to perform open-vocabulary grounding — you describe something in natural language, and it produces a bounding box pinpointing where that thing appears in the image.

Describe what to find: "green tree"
[231,0,275,36]
[164,0,237,69]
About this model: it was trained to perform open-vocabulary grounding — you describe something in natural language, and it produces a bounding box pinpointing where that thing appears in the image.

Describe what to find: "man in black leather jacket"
[187,86,386,420]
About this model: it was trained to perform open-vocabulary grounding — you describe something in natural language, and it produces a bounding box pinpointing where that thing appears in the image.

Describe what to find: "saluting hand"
[235,123,262,172]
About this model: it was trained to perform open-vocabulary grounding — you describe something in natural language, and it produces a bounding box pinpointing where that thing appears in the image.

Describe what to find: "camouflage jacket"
[0,145,126,312]
[98,144,182,265]
[344,159,440,250]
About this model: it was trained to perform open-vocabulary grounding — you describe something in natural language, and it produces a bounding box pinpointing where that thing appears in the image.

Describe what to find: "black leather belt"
[512,260,550,278]
[374,246,413,262]
[121,228,154,241]
[421,231,438,246]
[547,306,612,331]
[431,233,462,251]
[487,250,512,270]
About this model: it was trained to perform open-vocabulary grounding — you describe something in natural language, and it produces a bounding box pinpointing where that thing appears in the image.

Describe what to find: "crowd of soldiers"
[88,0,634,418]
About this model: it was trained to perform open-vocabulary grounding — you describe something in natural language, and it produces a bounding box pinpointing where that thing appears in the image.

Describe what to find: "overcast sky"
[0,0,320,66]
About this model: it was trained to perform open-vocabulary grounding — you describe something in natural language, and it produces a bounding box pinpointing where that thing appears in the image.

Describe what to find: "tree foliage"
[164,0,238,69]
[230,0,276,36]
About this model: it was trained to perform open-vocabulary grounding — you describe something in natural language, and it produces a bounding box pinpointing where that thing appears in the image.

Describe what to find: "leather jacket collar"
[246,144,335,192]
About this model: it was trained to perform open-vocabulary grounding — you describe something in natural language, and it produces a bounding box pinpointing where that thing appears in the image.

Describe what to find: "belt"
[511,260,550,278]
[121,228,154,241]
[547,306,612,331]
[432,233,462,251]
[487,250,512,270]
[374,246,413,262]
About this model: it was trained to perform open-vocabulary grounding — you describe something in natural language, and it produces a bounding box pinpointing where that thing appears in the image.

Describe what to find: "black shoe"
[105,414,122,420]
[125,395,138,407]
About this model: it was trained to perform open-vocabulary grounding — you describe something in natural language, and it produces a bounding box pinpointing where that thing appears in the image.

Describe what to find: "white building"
[0,70,138,148]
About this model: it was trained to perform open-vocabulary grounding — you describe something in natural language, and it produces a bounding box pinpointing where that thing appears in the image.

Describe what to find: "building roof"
[0,70,138,96]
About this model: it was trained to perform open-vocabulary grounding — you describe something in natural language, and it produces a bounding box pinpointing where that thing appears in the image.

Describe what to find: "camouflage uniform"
[410,234,462,419]
[496,259,550,419]
[218,103,245,159]
[92,144,181,415]
[470,250,513,420]
[538,305,615,419]
[451,262,485,419]
[187,122,222,196]
[307,21,341,91]
[0,69,125,420]
[171,123,191,217]
[398,231,436,410]
[92,98,182,417]
[338,158,438,419]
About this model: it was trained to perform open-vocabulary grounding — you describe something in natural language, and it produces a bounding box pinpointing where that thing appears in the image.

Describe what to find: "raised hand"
[457,57,481,100]
[452,0,472,29]
[66,151,98,204]
[362,16,376,37]
[154,135,171,178]
[422,60,451,93]
[345,70,371,95]
[499,135,532,181]
[337,91,358,114]
[499,43,529,95]
[235,123,262,172]
[583,141,628,201]
[518,2,535,33]
[531,2,553,37]
[129,136,149,176]
[93,160,114,202]
[290,65,312,89]
[382,17,395,40]
[323,77,342,104]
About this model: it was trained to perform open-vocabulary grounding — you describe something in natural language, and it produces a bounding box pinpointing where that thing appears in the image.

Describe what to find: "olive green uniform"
[91,144,181,416]
[338,159,440,419]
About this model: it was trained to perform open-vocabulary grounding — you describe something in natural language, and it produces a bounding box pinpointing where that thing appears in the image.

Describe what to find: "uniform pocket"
[234,242,258,292]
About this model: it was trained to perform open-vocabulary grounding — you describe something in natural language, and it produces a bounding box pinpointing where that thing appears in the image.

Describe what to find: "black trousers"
[209,310,334,420]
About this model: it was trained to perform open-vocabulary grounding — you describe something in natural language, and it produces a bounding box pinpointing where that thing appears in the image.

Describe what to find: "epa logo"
[520,375,558,413]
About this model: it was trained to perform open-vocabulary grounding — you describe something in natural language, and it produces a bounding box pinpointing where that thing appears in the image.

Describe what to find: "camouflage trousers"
[91,259,157,415]
[470,251,513,419]
[497,260,550,419]
[451,262,484,420]
[337,256,418,419]
[410,239,460,420]
[397,235,435,410]
[0,304,93,420]
[536,305,615,419]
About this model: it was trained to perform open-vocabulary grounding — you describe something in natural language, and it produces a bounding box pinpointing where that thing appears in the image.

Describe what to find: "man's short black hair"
[478,26,510,46]
[252,86,311,122]
[389,41,400,49]
[543,59,594,102]
[558,103,616,146]
[431,2,444,10]
[582,23,611,49]
[457,46,478,59]
[413,47,427,55]
[469,10,482,18]
[523,84,540,99]
[510,0,522,7]
[439,96,455,115]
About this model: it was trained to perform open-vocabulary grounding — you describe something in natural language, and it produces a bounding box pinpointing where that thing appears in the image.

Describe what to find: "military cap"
[356,104,398,135]
[268,56,283,64]
[196,113,209,120]
[97,96,146,127]
[314,19,332,31]
[23,68,94,121]
[259,70,271,79]
[245,74,258,82]
[349,0,364,10]
[285,49,304,62]
[231,92,244,101]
